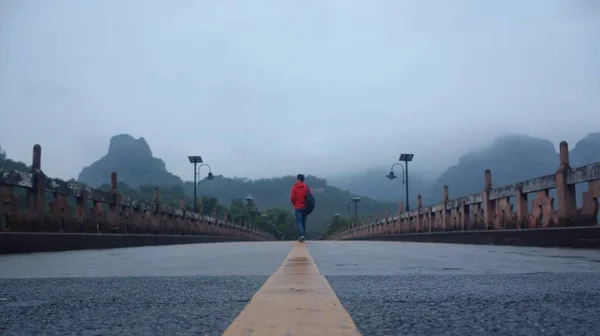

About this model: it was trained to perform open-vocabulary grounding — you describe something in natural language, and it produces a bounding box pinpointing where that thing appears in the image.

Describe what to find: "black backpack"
[305,187,315,214]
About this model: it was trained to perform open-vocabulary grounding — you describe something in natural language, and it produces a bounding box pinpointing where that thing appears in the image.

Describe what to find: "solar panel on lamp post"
[332,213,340,227]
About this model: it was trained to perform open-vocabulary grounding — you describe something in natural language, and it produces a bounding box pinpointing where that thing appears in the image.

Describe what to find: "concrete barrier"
[350,226,600,249]
[0,232,253,254]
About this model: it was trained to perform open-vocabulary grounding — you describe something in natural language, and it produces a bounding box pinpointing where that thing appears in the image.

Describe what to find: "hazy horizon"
[1,0,599,181]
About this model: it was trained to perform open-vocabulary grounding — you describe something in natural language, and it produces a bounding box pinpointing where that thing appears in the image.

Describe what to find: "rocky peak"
[77,134,181,188]
[107,134,153,160]
[570,132,600,166]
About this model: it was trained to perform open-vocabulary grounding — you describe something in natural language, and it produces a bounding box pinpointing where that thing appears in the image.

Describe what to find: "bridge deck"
[1,241,600,335]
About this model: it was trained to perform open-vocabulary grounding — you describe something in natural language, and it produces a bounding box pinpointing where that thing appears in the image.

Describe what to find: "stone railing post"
[443,185,450,231]
[416,195,422,232]
[212,208,219,235]
[457,195,467,231]
[152,187,160,233]
[555,141,577,226]
[28,144,46,229]
[108,172,122,233]
[482,169,495,229]
[223,211,229,236]
[75,186,88,232]
[515,184,528,229]
[398,202,404,233]
[385,208,390,234]
[179,196,188,234]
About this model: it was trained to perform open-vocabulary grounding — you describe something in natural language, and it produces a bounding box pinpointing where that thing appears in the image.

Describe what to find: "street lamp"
[386,153,414,212]
[245,194,254,207]
[245,194,259,227]
[351,197,361,226]
[188,155,214,213]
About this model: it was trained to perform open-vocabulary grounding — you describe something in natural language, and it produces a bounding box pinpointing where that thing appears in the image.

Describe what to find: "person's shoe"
[299,236,306,242]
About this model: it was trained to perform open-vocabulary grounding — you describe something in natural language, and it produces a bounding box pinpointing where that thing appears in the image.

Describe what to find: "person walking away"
[290,174,313,242]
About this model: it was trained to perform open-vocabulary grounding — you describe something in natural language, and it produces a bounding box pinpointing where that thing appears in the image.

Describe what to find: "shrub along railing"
[329,141,600,240]
[0,144,273,241]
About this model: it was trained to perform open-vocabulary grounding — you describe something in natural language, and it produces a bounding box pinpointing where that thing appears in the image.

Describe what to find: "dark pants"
[295,208,307,237]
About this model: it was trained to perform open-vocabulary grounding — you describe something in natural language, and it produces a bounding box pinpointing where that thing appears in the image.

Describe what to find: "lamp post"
[245,194,254,208]
[245,194,257,224]
[188,156,214,213]
[385,153,414,212]
[351,197,361,226]
[333,213,340,227]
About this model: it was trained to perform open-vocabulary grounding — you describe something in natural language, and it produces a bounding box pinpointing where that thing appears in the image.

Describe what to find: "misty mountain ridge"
[77,134,182,188]
[3,132,598,234]
[72,134,397,235]
[326,132,600,206]
[570,132,600,167]
[427,132,600,202]
[326,167,433,207]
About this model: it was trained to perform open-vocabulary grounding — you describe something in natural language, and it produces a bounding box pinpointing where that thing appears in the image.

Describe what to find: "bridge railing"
[329,141,600,240]
[0,144,274,241]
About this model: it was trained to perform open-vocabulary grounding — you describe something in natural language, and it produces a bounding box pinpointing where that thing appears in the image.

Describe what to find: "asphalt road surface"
[1,241,600,335]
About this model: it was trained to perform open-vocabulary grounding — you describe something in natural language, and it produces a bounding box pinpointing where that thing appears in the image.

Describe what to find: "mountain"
[426,133,600,204]
[73,134,396,236]
[570,132,600,167]
[5,131,598,235]
[0,146,30,172]
[326,167,435,207]
[77,134,182,188]
[190,175,397,237]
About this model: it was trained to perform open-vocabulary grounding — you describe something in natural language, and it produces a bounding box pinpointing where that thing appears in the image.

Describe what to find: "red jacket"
[290,181,310,210]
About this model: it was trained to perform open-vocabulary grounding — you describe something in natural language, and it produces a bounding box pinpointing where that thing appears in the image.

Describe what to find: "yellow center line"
[223,242,362,336]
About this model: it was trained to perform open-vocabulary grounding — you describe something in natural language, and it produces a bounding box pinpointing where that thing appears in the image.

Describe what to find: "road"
[1,241,600,335]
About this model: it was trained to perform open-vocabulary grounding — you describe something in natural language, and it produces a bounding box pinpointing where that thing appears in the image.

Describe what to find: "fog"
[1,0,599,181]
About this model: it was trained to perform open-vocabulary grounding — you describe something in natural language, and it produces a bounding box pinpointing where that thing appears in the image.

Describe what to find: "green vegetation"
[5,132,599,238]
[87,168,398,237]
[322,215,354,239]
[92,174,398,238]
[73,135,397,237]
[0,146,30,172]
[0,146,297,239]
[186,175,396,237]
[96,181,299,240]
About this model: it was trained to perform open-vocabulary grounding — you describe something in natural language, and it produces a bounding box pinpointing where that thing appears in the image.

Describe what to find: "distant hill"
[570,132,600,167]
[426,133,600,203]
[3,132,598,235]
[0,146,30,172]
[73,134,396,236]
[188,175,397,237]
[77,134,182,188]
[326,133,600,209]
[326,167,434,207]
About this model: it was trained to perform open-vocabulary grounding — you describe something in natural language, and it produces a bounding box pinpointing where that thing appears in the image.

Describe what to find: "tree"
[322,215,353,239]
[0,146,30,172]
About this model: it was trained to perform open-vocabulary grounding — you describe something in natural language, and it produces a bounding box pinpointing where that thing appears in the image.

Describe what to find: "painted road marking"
[223,242,362,336]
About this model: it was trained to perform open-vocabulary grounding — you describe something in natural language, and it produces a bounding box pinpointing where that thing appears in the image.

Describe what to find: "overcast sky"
[1,0,599,182]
